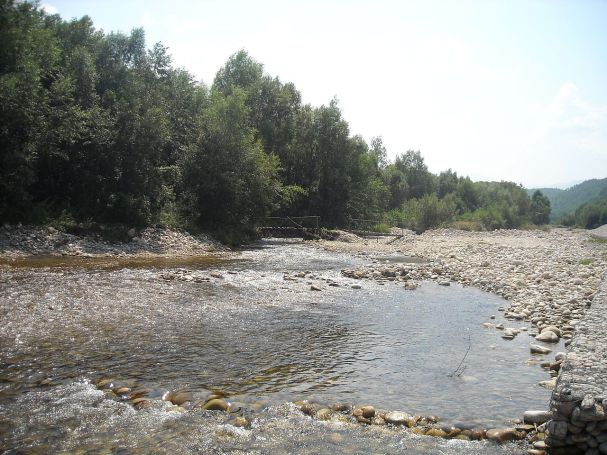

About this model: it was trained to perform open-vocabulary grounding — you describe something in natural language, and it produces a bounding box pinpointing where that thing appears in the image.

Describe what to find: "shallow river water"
[0,240,559,454]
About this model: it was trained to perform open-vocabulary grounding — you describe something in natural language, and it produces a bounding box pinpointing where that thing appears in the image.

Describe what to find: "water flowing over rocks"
[2,228,604,454]
[96,373,550,451]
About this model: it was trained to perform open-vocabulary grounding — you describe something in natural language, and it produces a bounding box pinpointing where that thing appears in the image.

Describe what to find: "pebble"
[230,416,249,428]
[383,411,410,426]
[535,331,559,343]
[316,408,333,420]
[0,225,225,258]
[485,428,525,443]
[169,392,191,406]
[360,406,375,418]
[523,410,551,425]
[538,378,557,389]
[530,344,552,354]
[202,398,229,411]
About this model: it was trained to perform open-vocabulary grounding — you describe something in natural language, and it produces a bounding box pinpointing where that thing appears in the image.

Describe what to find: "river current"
[0,239,558,454]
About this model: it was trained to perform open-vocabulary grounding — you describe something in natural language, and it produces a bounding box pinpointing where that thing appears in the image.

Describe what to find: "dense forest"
[1,1,553,242]
[559,183,607,229]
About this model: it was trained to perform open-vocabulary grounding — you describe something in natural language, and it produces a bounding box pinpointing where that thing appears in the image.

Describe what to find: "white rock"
[530,344,552,354]
[384,411,410,425]
[541,325,561,337]
[538,378,557,389]
[535,331,559,343]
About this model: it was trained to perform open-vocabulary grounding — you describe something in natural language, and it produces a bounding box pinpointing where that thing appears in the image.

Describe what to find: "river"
[0,239,558,454]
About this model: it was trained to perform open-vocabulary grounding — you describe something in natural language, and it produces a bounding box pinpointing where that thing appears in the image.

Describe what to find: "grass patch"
[371,222,391,234]
[590,237,607,244]
[448,220,484,231]
[520,223,551,232]
[579,258,594,266]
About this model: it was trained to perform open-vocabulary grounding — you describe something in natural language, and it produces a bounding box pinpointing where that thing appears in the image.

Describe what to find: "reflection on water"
[0,239,554,454]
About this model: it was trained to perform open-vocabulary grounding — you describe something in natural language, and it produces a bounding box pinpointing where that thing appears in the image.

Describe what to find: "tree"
[181,89,282,236]
[438,169,459,198]
[393,150,435,199]
[369,136,388,170]
[530,190,551,225]
[383,165,408,210]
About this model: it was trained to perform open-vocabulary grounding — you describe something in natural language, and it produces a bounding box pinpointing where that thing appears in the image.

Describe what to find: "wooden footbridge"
[258,216,322,239]
[257,216,406,240]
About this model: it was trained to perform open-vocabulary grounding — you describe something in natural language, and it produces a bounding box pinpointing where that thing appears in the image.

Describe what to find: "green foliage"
[530,178,607,222]
[182,89,282,230]
[530,190,551,225]
[370,222,391,233]
[393,150,436,199]
[0,2,552,242]
[398,194,456,232]
[561,198,607,229]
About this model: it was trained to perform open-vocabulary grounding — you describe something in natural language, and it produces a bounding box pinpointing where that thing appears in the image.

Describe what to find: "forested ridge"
[529,179,607,228]
[1,1,552,242]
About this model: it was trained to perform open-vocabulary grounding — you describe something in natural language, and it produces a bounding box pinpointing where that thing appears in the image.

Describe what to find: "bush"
[400,194,456,233]
[371,222,391,233]
[559,199,607,229]
[448,220,484,231]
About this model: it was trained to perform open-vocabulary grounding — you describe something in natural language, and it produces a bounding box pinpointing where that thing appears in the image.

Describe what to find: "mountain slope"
[528,178,607,222]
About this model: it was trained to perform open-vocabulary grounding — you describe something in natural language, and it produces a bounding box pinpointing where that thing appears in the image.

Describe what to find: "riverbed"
[0,239,559,453]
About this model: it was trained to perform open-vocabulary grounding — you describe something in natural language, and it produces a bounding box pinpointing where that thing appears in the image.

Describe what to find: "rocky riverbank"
[321,228,606,342]
[0,224,228,258]
[547,276,607,454]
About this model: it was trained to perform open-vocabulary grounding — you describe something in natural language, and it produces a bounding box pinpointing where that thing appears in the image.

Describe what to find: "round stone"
[360,406,375,418]
[202,398,229,411]
[535,331,559,343]
[523,410,551,425]
[384,411,409,425]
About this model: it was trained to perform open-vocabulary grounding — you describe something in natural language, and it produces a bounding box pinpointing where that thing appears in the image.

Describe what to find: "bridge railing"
[262,216,320,229]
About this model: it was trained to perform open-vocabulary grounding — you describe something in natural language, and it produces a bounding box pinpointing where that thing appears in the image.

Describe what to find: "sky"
[41,0,607,188]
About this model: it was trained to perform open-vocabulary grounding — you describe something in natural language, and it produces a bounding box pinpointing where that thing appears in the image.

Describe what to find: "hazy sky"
[42,0,607,188]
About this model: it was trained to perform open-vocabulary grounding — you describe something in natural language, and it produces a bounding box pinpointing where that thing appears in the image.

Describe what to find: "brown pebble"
[316,408,333,421]
[360,406,375,419]
[169,392,192,406]
[425,428,448,437]
[134,400,153,410]
[96,378,114,388]
[331,403,352,413]
[300,403,317,416]
[202,398,229,411]
[231,416,249,428]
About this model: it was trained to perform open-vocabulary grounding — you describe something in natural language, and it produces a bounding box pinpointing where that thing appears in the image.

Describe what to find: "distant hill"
[528,178,607,222]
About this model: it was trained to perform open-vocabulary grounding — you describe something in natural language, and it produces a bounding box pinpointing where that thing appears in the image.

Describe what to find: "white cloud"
[41,3,58,14]
[141,12,155,29]
[545,82,607,130]
[519,83,607,186]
